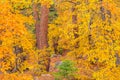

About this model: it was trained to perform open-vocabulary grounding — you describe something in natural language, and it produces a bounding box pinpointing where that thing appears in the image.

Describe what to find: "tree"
[1,0,120,80]
[32,0,53,72]
[49,0,120,79]
[0,1,35,73]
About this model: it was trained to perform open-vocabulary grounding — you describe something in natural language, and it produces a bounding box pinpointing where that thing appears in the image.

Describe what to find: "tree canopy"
[0,0,120,80]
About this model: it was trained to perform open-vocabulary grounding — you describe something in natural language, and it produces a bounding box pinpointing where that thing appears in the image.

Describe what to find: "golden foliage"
[48,0,120,79]
[0,1,35,73]
[1,0,120,80]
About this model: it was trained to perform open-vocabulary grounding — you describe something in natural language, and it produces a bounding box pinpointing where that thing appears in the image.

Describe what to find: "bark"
[39,5,49,49]
[33,3,50,72]
[39,5,50,72]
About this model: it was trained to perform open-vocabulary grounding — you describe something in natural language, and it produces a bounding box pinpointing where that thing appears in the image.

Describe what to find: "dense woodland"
[0,0,120,80]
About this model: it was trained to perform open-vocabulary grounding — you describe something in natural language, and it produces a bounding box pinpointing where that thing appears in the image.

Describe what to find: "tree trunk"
[39,5,50,72]
[39,5,49,49]
[33,3,50,72]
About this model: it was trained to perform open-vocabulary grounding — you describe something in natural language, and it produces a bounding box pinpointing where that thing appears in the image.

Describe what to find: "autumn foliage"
[0,0,120,80]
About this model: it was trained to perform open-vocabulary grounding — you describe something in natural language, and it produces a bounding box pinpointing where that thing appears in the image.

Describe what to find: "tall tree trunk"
[39,5,49,49]
[33,4,50,50]
[39,5,50,72]
[33,3,50,72]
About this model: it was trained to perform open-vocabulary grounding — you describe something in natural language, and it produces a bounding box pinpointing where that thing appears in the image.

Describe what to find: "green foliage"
[54,60,77,80]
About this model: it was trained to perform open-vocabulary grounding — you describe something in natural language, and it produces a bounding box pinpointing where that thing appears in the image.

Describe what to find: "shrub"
[54,60,77,80]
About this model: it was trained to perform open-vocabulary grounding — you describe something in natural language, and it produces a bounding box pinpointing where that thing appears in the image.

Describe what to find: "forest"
[0,0,120,80]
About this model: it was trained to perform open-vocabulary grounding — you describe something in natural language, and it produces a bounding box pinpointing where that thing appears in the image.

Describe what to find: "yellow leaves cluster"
[48,0,120,79]
[93,67,120,80]
[0,1,36,73]
[39,0,53,8]
[10,0,32,9]
[0,73,33,80]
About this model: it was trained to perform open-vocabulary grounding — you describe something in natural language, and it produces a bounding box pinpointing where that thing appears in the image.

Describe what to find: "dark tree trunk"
[39,5,50,72]
[39,5,49,49]
[33,3,50,72]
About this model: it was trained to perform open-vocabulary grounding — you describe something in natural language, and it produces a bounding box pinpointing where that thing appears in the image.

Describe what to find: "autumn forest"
[0,0,120,80]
